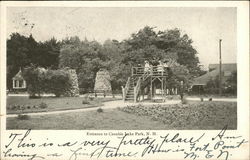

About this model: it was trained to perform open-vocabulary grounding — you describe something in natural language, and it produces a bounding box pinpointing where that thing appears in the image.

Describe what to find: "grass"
[7,109,169,130]
[7,96,119,114]
[6,101,237,130]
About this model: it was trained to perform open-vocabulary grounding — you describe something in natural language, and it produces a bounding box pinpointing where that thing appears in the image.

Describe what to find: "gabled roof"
[192,63,237,86]
[209,63,237,71]
[12,69,25,81]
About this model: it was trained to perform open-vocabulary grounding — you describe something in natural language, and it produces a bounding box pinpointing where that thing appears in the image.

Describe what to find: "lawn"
[7,96,119,114]
[6,101,237,130]
[7,108,169,130]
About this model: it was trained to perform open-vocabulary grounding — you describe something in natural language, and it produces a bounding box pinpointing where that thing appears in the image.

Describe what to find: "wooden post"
[161,78,164,101]
[219,39,222,96]
[150,77,153,100]
[142,88,144,100]
[121,86,125,101]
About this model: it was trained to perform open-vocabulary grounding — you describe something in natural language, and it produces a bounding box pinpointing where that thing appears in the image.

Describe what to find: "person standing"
[144,60,151,73]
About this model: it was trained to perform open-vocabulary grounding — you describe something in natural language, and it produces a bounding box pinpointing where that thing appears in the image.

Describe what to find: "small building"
[191,63,237,93]
[12,69,26,89]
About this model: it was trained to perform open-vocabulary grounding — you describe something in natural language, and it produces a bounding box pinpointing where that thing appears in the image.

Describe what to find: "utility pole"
[219,39,222,96]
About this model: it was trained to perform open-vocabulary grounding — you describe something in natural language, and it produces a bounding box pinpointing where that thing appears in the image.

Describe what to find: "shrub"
[23,66,73,97]
[39,102,48,109]
[82,100,90,104]
[89,97,94,101]
[97,108,103,113]
[46,70,71,97]
[17,114,30,120]
[29,95,41,99]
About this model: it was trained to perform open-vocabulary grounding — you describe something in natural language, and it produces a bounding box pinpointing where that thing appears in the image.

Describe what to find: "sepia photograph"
[5,6,238,130]
[1,1,249,160]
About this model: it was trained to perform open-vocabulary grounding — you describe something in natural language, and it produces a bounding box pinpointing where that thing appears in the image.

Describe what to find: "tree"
[7,33,61,90]
[7,33,34,89]
[225,71,237,94]
[59,37,107,92]
[22,65,46,97]
[122,26,203,78]
[36,37,60,69]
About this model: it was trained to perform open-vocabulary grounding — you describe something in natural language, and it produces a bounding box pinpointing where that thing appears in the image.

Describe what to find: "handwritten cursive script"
[2,126,248,160]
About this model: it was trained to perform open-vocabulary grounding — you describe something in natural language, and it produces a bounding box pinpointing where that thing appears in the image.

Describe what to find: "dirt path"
[5,96,236,118]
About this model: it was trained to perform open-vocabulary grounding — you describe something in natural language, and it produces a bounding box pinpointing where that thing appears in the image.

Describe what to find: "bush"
[23,66,73,97]
[39,102,48,109]
[97,108,103,113]
[17,114,30,120]
[82,100,90,104]
[29,95,41,99]
[46,70,72,97]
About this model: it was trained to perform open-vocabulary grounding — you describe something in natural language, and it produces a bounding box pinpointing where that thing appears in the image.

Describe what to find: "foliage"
[59,38,106,91]
[120,102,237,129]
[204,76,220,94]
[46,69,72,97]
[82,100,90,104]
[23,66,72,97]
[8,26,203,92]
[204,71,237,95]
[225,71,237,94]
[17,114,30,120]
[7,33,61,90]
[97,107,103,113]
[22,64,46,97]
[38,102,48,109]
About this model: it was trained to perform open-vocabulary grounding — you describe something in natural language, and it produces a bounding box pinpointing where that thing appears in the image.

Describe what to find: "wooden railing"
[134,77,141,102]
[122,77,130,101]
[132,66,168,77]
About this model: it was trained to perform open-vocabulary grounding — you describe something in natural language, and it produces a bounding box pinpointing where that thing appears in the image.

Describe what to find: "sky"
[7,7,237,69]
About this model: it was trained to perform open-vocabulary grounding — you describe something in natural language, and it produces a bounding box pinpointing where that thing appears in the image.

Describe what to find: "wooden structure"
[122,66,170,102]
[12,69,26,90]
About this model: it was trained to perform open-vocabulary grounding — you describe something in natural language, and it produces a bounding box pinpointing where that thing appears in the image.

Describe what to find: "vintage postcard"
[0,1,249,160]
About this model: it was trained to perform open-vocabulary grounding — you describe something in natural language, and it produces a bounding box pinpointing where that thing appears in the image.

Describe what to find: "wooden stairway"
[125,80,135,101]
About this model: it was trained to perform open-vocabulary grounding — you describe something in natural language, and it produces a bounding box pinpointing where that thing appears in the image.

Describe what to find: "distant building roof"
[209,63,237,71]
[12,69,25,81]
[192,63,237,86]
